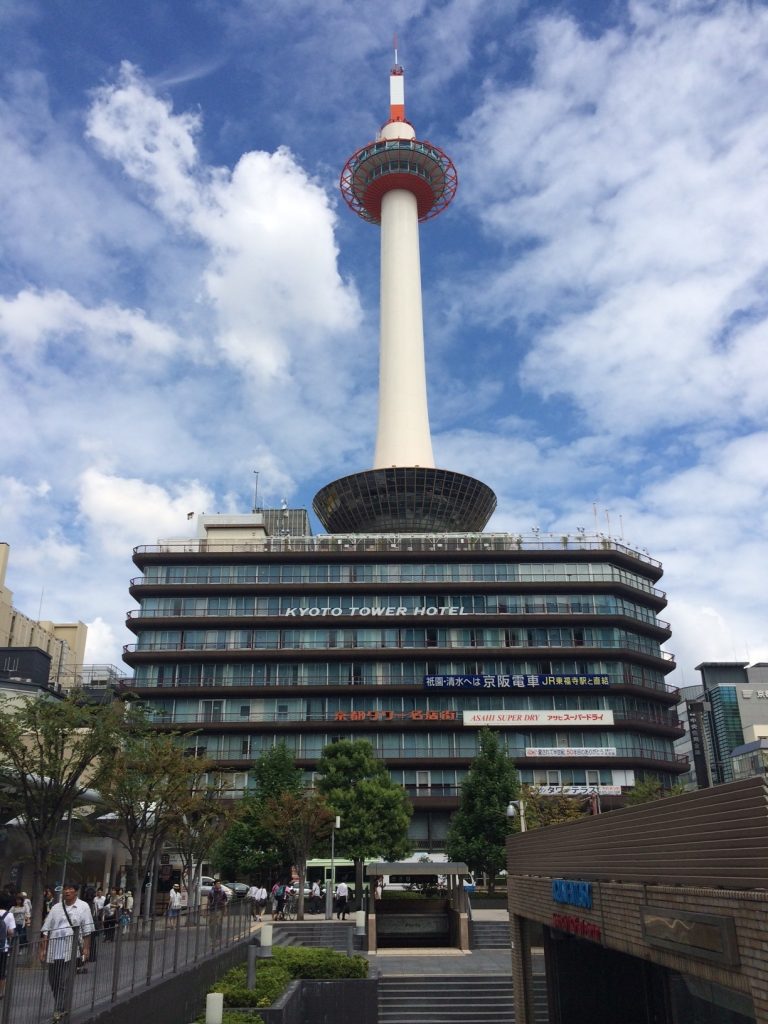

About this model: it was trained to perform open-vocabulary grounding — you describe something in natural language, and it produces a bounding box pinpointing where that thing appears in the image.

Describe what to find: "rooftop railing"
[134,532,662,568]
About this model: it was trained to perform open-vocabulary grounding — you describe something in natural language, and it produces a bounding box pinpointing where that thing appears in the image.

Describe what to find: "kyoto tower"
[313,55,496,534]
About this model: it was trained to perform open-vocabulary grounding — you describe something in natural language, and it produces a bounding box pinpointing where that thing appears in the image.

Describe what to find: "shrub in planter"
[207,947,368,1011]
[209,962,291,1009]
[272,947,368,980]
[197,1013,265,1024]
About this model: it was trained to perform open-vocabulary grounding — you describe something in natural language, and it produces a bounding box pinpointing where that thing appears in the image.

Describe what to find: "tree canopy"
[518,785,587,829]
[98,708,221,916]
[212,742,303,881]
[316,739,412,903]
[262,789,333,919]
[625,776,685,805]
[316,739,412,862]
[445,730,520,889]
[0,691,124,929]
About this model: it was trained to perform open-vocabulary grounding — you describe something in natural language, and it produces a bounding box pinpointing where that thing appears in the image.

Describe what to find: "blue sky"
[1,0,767,681]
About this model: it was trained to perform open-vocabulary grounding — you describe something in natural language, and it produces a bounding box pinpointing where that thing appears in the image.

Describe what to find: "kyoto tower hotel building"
[124,61,686,849]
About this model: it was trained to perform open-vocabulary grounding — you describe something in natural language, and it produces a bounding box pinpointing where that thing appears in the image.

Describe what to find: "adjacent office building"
[122,61,685,847]
[675,662,768,787]
[0,542,87,690]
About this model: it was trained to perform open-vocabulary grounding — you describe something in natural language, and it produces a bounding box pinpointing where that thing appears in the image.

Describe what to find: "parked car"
[200,877,234,900]
[222,881,249,899]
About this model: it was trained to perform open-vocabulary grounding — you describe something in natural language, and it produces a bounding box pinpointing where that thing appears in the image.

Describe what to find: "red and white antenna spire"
[390,34,405,122]
[313,52,496,532]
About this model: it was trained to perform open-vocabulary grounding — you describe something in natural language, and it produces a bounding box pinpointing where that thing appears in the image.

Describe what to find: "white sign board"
[463,710,614,727]
[534,785,622,796]
[525,747,617,757]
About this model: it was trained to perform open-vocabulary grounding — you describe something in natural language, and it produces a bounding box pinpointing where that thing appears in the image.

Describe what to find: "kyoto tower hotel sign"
[313,58,496,534]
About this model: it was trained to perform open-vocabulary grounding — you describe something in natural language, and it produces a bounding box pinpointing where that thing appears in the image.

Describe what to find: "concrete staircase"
[378,974,548,1024]
[471,920,512,949]
[273,921,352,952]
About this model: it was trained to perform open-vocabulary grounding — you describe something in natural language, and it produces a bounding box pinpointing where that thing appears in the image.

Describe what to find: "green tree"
[317,740,412,905]
[519,785,587,829]
[98,711,211,918]
[625,776,685,805]
[445,730,520,892]
[212,743,303,881]
[0,691,124,930]
[263,790,334,919]
[166,770,235,909]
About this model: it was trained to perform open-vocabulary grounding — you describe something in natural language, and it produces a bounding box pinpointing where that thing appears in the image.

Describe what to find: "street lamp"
[325,815,340,920]
[506,799,527,833]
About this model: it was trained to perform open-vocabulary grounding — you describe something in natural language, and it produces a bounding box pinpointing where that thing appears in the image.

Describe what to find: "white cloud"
[0,288,186,370]
[456,2,768,437]
[86,62,362,387]
[77,468,214,557]
[84,616,119,664]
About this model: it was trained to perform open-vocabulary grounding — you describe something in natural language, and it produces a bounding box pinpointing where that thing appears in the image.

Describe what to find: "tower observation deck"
[313,60,496,534]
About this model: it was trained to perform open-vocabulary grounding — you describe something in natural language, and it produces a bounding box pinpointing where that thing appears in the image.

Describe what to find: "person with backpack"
[0,894,17,1001]
[274,881,288,921]
[206,880,228,945]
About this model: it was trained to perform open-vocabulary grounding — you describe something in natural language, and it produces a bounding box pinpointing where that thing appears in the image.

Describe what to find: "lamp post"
[506,799,527,833]
[324,815,340,920]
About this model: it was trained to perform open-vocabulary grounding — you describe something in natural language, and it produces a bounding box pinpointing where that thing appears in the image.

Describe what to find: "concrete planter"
[230,977,377,1024]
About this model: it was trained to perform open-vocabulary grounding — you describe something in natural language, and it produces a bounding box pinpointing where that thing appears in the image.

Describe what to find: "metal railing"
[124,639,675,660]
[142,706,683,730]
[0,901,253,1024]
[122,673,680,696]
[125,606,671,629]
[132,531,663,569]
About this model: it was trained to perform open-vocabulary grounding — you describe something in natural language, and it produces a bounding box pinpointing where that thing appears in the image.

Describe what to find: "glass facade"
[124,527,684,843]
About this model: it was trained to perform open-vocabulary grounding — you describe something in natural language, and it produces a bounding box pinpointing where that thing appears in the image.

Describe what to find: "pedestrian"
[310,880,321,914]
[11,894,29,952]
[256,884,268,921]
[43,886,56,916]
[39,881,94,1022]
[0,894,17,1001]
[245,883,259,920]
[20,891,32,921]
[335,880,349,920]
[274,880,288,921]
[122,891,133,929]
[102,887,122,942]
[93,889,106,931]
[207,880,228,944]
[167,884,183,923]
[80,886,98,961]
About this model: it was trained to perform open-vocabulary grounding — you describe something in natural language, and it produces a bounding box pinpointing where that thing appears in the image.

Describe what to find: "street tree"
[625,777,685,805]
[98,711,209,918]
[317,739,412,904]
[0,691,124,930]
[167,770,234,909]
[263,789,334,919]
[212,742,303,881]
[519,785,587,829]
[446,730,520,892]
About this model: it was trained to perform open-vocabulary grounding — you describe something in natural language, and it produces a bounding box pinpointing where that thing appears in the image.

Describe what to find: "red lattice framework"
[340,137,458,224]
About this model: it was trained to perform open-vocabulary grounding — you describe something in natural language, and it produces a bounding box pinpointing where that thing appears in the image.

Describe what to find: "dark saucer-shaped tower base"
[313,468,497,534]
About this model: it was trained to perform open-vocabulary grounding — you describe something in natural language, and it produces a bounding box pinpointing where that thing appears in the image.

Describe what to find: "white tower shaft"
[374,188,435,468]
[373,111,435,469]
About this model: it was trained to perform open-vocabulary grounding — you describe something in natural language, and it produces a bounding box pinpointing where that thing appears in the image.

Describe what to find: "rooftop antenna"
[252,470,260,513]
[393,32,398,67]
